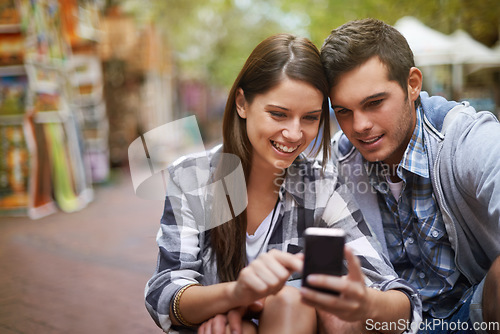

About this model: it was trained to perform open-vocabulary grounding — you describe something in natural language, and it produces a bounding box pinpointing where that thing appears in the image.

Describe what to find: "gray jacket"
[332,91,500,286]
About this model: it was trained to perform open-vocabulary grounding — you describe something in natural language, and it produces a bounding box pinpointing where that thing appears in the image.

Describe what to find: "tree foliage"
[118,0,500,87]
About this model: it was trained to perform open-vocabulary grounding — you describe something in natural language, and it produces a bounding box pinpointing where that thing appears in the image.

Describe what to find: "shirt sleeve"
[454,112,500,228]
[322,181,422,334]
[144,166,205,332]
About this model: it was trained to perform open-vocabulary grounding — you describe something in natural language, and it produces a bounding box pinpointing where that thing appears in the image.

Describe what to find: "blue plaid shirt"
[367,106,473,318]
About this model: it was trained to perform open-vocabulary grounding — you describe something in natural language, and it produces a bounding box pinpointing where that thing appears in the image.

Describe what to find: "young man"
[304,18,500,333]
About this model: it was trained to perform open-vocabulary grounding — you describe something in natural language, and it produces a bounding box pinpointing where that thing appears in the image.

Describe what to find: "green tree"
[119,0,500,87]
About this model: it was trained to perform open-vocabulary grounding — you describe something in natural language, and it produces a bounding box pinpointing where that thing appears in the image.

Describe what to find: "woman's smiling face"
[236,77,324,174]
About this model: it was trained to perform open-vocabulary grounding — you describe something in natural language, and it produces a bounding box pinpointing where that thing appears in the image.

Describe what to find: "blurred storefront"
[0,1,176,219]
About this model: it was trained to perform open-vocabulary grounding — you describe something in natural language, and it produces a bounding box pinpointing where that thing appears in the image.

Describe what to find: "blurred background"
[0,0,499,218]
[0,0,498,332]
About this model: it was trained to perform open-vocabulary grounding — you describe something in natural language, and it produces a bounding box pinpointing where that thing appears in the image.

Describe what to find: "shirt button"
[419,272,426,279]
[432,230,439,238]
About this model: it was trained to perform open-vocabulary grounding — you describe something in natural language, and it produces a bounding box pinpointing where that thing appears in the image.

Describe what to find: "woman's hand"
[300,247,373,322]
[197,307,245,334]
[231,249,302,306]
[197,301,263,334]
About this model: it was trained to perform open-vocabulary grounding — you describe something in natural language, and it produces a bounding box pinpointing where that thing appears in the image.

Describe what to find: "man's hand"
[300,247,373,322]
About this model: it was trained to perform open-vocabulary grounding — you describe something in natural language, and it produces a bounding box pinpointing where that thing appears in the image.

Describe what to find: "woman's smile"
[270,140,300,154]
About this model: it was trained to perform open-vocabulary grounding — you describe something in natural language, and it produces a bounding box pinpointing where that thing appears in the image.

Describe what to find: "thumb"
[248,298,265,313]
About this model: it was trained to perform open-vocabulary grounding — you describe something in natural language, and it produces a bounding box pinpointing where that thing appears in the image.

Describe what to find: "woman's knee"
[259,286,317,333]
[265,286,304,309]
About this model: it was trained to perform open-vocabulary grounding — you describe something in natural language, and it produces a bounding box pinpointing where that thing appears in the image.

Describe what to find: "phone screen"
[302,227,345,295]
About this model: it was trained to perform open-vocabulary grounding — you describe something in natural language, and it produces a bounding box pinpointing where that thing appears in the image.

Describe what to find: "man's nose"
[352,111,373,133]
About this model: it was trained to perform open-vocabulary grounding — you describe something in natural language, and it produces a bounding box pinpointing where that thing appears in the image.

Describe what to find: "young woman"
[145,33,421,334]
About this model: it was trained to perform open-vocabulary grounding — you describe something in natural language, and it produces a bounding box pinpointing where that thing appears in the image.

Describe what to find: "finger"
[248,299,264,313]
[258,252,293,282]
[294,252,304,271]
[247,299,264,318]
[306,272,366,308]
[227,309,243,334]
[306,273,346,293]
[198,319,211,334]
[269,249,303,272]
[301,286,359,315]
[197,322,206,334]
[345,247,364,283]
[248,258,282,288]
[211,314,228,334]
[237,266,269,294]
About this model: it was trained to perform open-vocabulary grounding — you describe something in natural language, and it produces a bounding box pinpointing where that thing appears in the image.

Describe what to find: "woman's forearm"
[171,282,242,326]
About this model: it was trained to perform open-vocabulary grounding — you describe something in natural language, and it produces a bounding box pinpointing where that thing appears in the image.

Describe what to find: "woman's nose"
[282,121,303,142]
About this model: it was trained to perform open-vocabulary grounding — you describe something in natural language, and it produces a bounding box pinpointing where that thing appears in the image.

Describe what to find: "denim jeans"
[419,280,486,334]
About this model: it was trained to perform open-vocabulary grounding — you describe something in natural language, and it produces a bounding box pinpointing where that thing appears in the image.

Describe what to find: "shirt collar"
[366,105,428,191]
[400,105,429,178]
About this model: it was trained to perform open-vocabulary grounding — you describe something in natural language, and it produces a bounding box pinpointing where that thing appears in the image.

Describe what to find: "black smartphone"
[302,227,345,295]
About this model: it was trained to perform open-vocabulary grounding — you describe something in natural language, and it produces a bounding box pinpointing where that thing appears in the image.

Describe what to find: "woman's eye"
[269,111,286,118]
[304,115,320,121]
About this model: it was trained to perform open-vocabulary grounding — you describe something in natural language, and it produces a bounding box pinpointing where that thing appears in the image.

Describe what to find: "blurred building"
[99,6,176,167]
[0,1,176,219]
[396,16,500,116]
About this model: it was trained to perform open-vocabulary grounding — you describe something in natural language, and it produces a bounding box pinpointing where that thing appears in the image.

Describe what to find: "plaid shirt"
[145,146,422,333]
[368,106,472,318]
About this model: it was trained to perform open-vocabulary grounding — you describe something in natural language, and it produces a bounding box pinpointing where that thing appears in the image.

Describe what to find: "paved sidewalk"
[0,169,165,333]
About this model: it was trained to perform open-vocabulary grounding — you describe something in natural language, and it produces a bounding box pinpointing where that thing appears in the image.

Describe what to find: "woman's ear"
[235,88,247,119]
[408,67,423,102]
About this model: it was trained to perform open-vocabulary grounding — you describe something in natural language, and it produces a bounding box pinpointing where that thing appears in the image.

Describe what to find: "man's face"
[330,57,417,167]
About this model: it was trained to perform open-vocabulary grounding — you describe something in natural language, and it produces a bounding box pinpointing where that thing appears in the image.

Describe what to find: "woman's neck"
[245,164,283,235]
[247,162,284,194]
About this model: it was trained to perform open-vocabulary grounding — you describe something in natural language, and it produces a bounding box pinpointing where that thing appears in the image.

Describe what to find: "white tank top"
[246,203,280,263]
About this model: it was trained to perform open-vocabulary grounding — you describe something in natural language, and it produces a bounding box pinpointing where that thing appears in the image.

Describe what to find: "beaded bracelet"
[171,283,201,328]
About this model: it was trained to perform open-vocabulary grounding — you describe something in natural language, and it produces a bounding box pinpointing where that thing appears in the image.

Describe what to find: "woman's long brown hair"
[211,33,331,282]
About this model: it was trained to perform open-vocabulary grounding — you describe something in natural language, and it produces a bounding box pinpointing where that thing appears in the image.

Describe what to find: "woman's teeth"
[272,141,298,153]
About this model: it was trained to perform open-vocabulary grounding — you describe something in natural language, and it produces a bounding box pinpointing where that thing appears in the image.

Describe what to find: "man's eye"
[368,99,383,107]
[335,108,348,115]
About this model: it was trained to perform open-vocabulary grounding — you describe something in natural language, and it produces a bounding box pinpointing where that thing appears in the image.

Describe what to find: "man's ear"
[408,67,423,102]
[235,88,247,119]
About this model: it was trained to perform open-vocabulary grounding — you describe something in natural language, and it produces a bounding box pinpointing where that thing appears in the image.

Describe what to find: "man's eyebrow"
[360,92,388,105]
[331,92,389,110]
